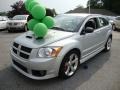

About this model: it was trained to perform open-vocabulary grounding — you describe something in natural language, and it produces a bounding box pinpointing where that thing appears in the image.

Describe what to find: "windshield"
[12,15,28,20]
[53,15,85,32]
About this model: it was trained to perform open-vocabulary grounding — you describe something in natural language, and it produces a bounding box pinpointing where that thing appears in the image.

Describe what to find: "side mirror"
[85,27,94,33]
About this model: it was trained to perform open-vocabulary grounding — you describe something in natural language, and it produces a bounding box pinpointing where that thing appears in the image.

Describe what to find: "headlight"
[38,47,62,58]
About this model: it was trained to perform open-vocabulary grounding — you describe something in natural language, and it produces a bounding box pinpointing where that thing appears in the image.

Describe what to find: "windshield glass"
[53,15,85,32]
[12,15,28,20]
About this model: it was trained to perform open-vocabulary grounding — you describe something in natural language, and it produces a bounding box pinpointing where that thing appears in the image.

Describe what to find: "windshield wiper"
[52,27,66,31]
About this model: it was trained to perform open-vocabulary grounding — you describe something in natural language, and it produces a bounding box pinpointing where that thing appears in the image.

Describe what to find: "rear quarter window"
[99,17,109,27]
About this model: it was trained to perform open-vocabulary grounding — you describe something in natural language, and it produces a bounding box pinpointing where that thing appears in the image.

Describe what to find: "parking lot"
[0,30,120,90]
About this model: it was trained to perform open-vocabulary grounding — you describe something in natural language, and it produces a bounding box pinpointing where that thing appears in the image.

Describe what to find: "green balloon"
[28,1,39,12]
[27,19,39,31]
[42,16,55,29]
[33,23,48,37]
[31,5,46,20]
[25,0,34,11]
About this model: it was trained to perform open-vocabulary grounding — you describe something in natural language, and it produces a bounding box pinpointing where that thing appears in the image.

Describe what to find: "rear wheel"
[8,29,12,33]
[104,36,112,51]
[59,50,80,79]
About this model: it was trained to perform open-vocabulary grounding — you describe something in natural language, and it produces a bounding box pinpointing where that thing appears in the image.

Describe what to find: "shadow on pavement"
[0,51,111,90]
[0,30,25,36]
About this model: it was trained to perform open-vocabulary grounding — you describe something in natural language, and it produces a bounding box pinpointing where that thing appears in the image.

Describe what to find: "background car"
[105,16,116,30]
[114,16,120,31]
[0,16,9,31]
[7,15,29,32]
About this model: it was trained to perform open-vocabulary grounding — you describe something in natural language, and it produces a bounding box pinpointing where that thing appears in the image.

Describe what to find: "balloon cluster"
[25,0,55,38]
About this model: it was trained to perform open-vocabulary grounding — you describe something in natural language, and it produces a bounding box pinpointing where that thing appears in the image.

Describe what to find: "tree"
[0,12,8,16]
[8,1,28,18]
[87,0,120,14]
[87,0,101,9]
[8,1,57,18]
[76,4,84,9]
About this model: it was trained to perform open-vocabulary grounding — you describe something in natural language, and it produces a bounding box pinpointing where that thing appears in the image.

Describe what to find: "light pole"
[89,0,91,14]
[88,0,104,14]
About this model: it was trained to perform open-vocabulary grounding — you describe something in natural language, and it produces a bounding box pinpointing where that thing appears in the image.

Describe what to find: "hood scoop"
[25,32,44,40]
[26,35,33,39]
[25,32,34,39]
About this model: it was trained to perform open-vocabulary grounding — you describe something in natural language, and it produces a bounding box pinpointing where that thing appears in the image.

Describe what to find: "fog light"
[32,70,46,77]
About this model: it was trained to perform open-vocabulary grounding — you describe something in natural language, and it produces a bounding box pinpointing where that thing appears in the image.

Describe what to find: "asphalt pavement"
[0,30,120,90]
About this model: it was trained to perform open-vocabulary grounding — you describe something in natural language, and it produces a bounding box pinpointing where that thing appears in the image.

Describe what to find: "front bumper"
[8,25,25,30]
[10,51,60,80]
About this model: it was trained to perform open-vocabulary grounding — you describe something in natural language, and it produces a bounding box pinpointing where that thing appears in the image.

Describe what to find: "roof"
[62,13,102,18]
[67,8,117,16]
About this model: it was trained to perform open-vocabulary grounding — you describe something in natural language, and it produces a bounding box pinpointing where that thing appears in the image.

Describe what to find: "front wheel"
[104,37,112,51]
[59,50,80,79]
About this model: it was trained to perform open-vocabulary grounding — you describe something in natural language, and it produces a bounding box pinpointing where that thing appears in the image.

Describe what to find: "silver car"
[0,16,8,30]
[7,15,28,32]
[114,16,120,30]
[10,14,112,80]
[105,16,116,30]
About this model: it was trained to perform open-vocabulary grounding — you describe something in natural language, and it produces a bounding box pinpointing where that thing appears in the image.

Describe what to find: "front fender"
[106,29,112,42]
[48,38,81,75]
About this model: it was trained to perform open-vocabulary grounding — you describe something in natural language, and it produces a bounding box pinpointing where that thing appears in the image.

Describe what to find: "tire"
[104,36,112,52]
[24,25,28,32]
[59,50,80,79]
[8,29,12,33]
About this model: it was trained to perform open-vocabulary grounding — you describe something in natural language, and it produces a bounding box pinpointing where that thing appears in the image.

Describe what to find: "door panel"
[80,32,98,58]
[80,18,100,59]
[98,17,110,46]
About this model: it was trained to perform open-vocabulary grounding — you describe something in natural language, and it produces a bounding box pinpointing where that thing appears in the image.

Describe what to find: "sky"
[0,0,88,13]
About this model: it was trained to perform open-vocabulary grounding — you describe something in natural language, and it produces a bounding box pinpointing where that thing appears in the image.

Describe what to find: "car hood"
[14,30,75,48]
[8,20,26,23]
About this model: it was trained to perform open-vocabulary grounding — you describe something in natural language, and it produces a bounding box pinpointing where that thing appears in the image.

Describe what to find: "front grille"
[21,46,32,53]
[13,42,19,48]
[20,52,29,59]
[14,23,18,25]
[12,42,32,59]
[9,23,12,25]
[13,59,28,73]
[13,48,17,54]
